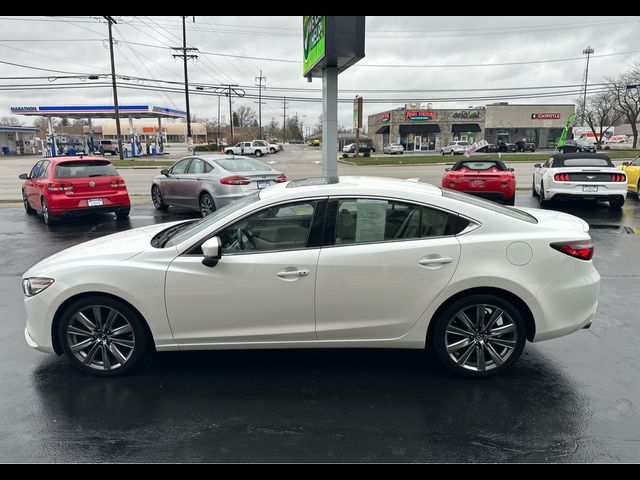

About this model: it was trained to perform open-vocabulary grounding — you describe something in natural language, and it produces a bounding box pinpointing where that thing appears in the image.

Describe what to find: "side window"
[219,201,319,254]
[38,160,50,178]
[29,161,43,179]
[332,199,460,245]
[187,158,207,175]
[631,157,640,167]
[170,158,191,175]
[543,159,552,168]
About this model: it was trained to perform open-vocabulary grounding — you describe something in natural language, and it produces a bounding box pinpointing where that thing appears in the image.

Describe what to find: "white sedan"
[23,176,600,378]
[532,153,627,209]
[383,143,405,155]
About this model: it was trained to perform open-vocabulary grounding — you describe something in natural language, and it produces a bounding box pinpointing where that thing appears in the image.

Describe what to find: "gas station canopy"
[10,104,186,119]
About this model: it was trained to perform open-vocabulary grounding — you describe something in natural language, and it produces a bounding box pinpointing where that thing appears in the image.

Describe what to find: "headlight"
[22,277,54,297]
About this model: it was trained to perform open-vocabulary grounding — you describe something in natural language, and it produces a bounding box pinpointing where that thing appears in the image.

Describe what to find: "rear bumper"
[48,191,130,216]
[545,183,627,202]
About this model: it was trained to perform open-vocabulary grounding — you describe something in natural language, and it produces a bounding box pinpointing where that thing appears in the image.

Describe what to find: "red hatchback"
[20,156,131,224]
[442,159,516,205]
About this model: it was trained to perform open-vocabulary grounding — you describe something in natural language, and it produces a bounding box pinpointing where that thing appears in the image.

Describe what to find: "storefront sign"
[10,106,38,113]
[406,111,435,121]
[142,127,157,133]
[452,110,481,119]
[531,113,561,120]
[303,16,325,77]
[379,113,390,123]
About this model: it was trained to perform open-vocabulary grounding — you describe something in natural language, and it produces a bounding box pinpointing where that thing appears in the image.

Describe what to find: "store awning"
[452,123,481,133]
[375,125,390,134]
[399,124,441,134]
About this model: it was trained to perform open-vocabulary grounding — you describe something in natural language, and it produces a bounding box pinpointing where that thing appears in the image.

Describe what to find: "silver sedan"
[151,155,286,216]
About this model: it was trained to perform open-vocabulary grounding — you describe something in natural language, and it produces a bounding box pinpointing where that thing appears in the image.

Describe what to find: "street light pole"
[581,46,594,125]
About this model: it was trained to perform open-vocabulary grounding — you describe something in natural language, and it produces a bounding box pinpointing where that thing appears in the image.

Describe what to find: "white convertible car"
[532,153,627,209]
[23,176,600,378]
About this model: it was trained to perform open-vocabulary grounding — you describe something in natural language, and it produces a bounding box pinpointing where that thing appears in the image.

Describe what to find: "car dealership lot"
[1,192,639,462]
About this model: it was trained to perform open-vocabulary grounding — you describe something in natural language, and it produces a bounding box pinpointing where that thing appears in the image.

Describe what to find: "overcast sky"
[1,16,640,130]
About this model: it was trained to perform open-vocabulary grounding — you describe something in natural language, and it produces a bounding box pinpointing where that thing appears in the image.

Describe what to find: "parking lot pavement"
[1,194,639,462]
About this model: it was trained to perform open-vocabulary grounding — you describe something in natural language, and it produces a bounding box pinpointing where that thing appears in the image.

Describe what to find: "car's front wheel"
[431,294,527,378]
[23,191,35,215]
[151,185,168,211]
[199,192,216,217]
[270,147,276,154]
[58,295,148,376]
[255,149,263,157]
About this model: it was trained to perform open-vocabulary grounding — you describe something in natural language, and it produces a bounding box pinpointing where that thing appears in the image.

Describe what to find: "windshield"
[441,188,537,224]
[55,161,118,178]
[213,158,272,172]
[163,192,260,248]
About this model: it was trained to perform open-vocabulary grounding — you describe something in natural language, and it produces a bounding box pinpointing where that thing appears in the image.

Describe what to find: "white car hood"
[24,221,183,276]
[517,207,589,233]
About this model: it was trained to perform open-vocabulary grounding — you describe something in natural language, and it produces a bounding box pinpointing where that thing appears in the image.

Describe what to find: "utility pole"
[255,70,267,139]
[217,95,221,148]
[581,46,594,125]
[282,97,289,144]
[172,16,198,152]
[104,16,124,160]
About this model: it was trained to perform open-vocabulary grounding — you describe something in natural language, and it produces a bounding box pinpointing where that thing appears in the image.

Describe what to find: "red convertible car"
[20,156,131,225]
[441,159,516,205]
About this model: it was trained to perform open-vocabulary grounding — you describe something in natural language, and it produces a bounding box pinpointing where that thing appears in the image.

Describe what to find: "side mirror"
[445,168,451,172]
[161,169,170,177]
[202,237,222,267]
[534,164,542,168]
[509,168,515,172]
[622,162,630,166]
[18,173,29,180]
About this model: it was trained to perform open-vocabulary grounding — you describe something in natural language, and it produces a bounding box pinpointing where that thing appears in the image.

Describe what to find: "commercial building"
[0,125,39,155]
[101,121,208,144]
[369,103,575,152]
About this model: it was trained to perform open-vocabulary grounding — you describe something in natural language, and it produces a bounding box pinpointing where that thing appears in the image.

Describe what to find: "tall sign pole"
[303,16,365,178]
[104,16,124,160]
[353,95,363,158]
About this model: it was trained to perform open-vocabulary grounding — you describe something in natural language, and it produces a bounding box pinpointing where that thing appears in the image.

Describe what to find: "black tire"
[430,294,527,378]
[609,197,625,210]
[151,185,168,211]
[41,197,58,225]
[116,208,130,220]
[58,295,148,376]
[539,182,549,207]
[531,177,539,197]
[225,150,234,155]
[441,150,445,156]
[23,190,35,215]
[504,196,515,206]
[199,192,216,217]
[637,181,640,200]
[255,149,263,157]
[270,147,276,154]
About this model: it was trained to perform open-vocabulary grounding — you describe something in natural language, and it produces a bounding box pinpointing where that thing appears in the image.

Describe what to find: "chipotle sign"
[531,113,561,120]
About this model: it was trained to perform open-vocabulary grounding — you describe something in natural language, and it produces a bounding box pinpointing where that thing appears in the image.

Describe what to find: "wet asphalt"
[1,193,639,463]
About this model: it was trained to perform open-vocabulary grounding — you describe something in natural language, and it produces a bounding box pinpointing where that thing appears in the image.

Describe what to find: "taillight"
[275,174,287,183]
[220,176,251,185]
[554,173,570,182]
[611,173,626,182]
[551,240,594,261]
[47,182,73,191]
[110,178,126,188]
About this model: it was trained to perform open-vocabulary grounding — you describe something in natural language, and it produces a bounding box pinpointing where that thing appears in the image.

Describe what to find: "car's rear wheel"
[504,196,515,206]
[116,208,130,220]
[431,295,526,378]
[538,182,549,206]
[225,150,234,155]
[199,192,216,217]
[609,197,625,210]
[58,295,147,376]
[41,197,57,225]
[531,178,538,197]
[151,185,168,211]
[23,191,35,215]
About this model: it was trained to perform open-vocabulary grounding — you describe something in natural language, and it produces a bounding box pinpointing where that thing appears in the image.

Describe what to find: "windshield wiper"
[152,220,197,248]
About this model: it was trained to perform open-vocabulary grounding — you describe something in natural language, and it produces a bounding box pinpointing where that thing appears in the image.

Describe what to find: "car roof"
[259,176,442,202]
[42,156,112,165]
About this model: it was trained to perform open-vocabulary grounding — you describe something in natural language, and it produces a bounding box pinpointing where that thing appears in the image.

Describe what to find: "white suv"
[441,141,471,155]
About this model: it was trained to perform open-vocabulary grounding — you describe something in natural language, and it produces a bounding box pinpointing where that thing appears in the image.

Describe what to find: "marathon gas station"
[9,104,186,157]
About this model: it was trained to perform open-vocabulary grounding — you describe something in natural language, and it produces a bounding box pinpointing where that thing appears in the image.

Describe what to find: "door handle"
[418,257,454,266]
[276,269,309,279]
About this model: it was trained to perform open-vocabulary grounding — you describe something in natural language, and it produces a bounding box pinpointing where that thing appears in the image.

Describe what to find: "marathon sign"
[406,111,435,121]
[531,113,561,120]
[10,106,38,113]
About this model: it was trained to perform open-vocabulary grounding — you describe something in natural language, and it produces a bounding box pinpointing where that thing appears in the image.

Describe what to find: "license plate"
[88,198,103,207]
[582,185,598,193]
[257,181,270,189]
[470,180,486,186]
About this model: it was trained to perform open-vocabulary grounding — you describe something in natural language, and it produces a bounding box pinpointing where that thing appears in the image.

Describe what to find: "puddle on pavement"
[589,224,637,234]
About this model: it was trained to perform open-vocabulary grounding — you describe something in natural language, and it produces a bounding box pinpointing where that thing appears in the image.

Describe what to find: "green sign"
[303,16,325,76]
[556,113,576,148]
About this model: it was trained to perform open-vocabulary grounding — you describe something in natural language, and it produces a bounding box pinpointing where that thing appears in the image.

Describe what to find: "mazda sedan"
[151,155,286,217]
[23,176,599,378]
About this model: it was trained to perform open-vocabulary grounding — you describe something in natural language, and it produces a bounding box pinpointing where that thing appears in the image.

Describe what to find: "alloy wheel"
[65,305,136,372]
[152,186,162,208]
[200,194,215,217]
[444,303,518,373]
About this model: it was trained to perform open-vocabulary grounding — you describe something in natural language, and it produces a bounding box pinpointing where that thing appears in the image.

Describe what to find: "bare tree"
[265,117,280,140]
[607,65,640,148]
[577,91,621,148]
[0,115,23,126]
[234,105,257,128]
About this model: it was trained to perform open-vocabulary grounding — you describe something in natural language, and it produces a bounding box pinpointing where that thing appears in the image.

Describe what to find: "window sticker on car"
[355,199,387,243]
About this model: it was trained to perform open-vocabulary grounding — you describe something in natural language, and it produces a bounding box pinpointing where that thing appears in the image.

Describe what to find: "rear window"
[560,158,613,167]
[453,161,506,171]
[213,158,271,172]
[441,188,537,224]
[55,161,118,178]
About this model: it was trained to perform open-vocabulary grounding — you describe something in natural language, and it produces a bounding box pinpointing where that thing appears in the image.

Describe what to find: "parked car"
[620,156,640,198]
[383,143,405,155]
[310,139,321,147]
[441,141,471,155]
[224,141,270,157]
[514,141,536,152]
[478,143,498,153]
[151,155,286,217]
[343,143,375,154]
[532,153,627,209]
[19,156,130,225]
[98,140,119,156]
[23,176,600,378]
[442,159,516,205]
[557,139,596,154]
[251,139,280,154]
